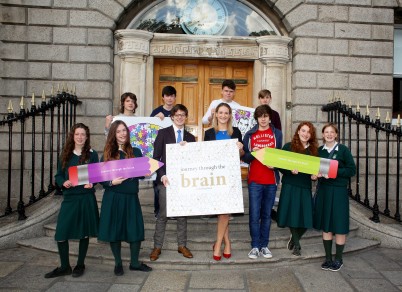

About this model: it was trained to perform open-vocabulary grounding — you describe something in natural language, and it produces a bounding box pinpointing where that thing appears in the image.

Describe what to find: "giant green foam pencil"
[252,148,338,178]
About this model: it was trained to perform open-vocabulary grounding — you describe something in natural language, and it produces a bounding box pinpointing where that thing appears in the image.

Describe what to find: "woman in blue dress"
[204,103,244,261]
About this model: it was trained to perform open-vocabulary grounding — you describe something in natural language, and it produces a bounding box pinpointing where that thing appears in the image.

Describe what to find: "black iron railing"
[0,86,81,220]
[322,100,401,223]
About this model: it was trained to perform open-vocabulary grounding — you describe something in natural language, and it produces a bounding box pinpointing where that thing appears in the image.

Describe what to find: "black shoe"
[287,235,294,251]
[292,246,301,256]
[114,264,124,276]
[270,209,277,221]
[321,260,333,270]
[329,260,343,272]
[44,266,72,278]
[72,264,85,277]
[129,263,152,272]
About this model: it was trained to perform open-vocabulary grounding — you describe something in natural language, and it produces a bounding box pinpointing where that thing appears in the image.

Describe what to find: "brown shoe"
[178,246,193,258]
[150,247,161,261]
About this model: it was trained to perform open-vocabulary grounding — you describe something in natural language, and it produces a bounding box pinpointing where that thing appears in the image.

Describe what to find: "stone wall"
[0,0,401,214]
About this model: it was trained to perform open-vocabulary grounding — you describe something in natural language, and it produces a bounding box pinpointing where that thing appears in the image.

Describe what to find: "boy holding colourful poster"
[242,105,282,260]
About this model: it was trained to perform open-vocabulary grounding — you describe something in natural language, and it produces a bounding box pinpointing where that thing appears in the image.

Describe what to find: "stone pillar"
[114,30,153,116]
[257,36,292,141]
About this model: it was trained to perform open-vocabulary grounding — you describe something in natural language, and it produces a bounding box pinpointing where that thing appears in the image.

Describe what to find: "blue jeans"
[248,182,277,249]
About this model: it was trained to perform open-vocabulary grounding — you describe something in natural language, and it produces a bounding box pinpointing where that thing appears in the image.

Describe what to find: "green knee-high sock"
[57,241,70,269]
[77,238,89,266]
[335,244,344,261]
[323,239,333,261]
[297,228,307,239]
[110,241,122,266]
[129,241,141,268]
[290,228,300,247]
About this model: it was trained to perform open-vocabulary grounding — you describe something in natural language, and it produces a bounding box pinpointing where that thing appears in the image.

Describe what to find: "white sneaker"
[248,248,260,259]
[260,247,273,258]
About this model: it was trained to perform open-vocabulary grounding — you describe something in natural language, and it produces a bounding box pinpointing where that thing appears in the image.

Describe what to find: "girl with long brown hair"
[45,123,99,279]
[98,120,152,275]
[277,121,318,257]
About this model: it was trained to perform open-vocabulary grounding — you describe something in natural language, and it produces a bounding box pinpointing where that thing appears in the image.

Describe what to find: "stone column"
[257,36,293,141]
[114,30,153,116]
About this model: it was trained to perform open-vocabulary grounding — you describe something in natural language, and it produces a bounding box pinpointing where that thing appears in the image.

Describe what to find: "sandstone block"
[28,8,68,26]
[88,29,113,46]
[334,57,370,73]
[0,25,52,43]
[294,54,333,72]
[28,44,68,61]
[293,88,333,104]
[372,25,393,40]
[371,58,393,74]
[69,46,112,63]
[274,0,304,17]
[87,64,112,80]
[284,4,318,29]
[372,0,400,7]
[70,11,115,28]
[317,73,348,89]
[88,0,124,20]
[349,7,394,23]
[335,0,371,6]
[0,43,25,60]
[0,6,25,23]
[349,74,392,90]
[292,105,319,122]
[0,79,25,96]
[333,90,370,106]
[318,39,348,55]
[293,71,317,88]
[53,27,86,45]
[291,22,334,37]
[318,5,348,22]
[52,63,86,80]
[335,23,371,39]
[84,99,112,116]
[371,92,393,107]
[350,40,393,57]
[294,38,317,54]
[53,0,87,8]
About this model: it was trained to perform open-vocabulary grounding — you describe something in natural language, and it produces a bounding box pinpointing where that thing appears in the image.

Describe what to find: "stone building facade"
[1,1,401,142]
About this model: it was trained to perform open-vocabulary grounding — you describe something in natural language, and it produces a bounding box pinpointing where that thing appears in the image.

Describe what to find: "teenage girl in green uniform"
[45,123,99,279]
[314,123,356,271]
[98,120,152,276]
[276,121,319,256]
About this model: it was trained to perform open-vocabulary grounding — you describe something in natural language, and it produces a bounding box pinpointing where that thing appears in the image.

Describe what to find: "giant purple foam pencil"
[68,157,164,186]
[252,147,338,178]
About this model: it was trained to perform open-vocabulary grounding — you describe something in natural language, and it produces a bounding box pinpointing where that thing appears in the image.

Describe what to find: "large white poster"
[166,139,244,217]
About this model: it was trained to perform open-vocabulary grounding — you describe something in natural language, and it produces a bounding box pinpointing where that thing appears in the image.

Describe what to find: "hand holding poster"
[166,139,244,217]
[252,147,338,178]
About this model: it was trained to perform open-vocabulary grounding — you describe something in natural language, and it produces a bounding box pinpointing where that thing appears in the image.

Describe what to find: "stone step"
[17,235,380,270]
[43,221,359,251]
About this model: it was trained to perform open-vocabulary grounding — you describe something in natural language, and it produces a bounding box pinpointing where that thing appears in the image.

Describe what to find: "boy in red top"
[242,105,282,259]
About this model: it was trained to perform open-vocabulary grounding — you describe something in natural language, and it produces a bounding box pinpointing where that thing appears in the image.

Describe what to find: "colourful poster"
[252,147,338,178]
[166,139,244,217]
[231,105,256,138]
[112,116,172,158]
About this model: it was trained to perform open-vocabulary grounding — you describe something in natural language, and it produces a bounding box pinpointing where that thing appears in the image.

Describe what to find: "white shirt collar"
[322,142,338,153]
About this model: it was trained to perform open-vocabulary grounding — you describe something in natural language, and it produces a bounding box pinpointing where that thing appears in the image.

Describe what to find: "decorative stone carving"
[257,36,292,64]
[115,30,153,56]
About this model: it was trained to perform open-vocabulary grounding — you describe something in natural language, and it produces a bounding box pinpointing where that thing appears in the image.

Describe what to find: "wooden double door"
[153,59,254,140]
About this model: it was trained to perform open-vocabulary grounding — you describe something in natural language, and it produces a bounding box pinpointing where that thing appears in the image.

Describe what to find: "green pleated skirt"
[313,184,349,234]
[98,190,144,243]
[55,192,99,241]
[276,184,313,229]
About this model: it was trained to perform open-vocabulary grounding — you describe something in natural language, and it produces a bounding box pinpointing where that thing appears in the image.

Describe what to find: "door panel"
[154,59,253,140]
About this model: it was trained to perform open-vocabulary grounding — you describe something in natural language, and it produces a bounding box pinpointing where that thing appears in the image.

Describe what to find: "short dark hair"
[254,104,272,120]
[162,86,176,97]
[222,79,236,90]
[171,104,188,117]
[258,89,271,99]
[120,92,138,114]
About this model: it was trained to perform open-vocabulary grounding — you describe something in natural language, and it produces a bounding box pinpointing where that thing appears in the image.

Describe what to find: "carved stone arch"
[113,0,294,140]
